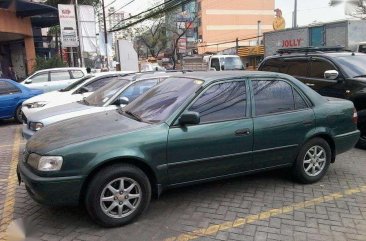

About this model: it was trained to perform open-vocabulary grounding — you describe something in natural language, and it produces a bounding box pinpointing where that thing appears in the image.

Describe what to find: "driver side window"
[210,58,220,71]
[188,81,247,124]
[31,72,49,83]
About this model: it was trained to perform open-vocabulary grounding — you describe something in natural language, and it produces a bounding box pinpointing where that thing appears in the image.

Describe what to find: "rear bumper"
[18,161,83,206]
[334,130,360,155]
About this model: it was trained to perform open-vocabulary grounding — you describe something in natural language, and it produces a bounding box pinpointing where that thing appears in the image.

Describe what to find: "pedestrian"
[8,65,17,81]
[86,67,91,74]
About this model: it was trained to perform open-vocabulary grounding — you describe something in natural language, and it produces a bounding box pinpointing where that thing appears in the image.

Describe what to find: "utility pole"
[257,20,261,45]
[293,0,298,28]
[101,0,109,70]
[75,0,84,67]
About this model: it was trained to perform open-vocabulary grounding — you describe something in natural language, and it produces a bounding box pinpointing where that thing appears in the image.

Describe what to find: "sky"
[104,0,354,27]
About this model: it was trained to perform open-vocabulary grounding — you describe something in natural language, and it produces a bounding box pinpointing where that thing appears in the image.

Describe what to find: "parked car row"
[16,69,359,227]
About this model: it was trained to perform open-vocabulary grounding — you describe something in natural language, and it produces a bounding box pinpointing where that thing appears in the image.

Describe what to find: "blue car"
[0,79,43,123]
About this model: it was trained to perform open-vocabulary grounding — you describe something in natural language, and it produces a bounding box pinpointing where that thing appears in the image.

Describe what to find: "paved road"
[1,121,366,241]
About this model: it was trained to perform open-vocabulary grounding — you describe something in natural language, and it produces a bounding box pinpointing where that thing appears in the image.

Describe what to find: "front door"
[309,57,346,98]
[251,79,315,169]
[0,80,22,118]
[167,79,253,184]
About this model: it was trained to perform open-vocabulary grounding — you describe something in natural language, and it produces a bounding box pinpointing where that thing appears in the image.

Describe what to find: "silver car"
[22,72,183,139]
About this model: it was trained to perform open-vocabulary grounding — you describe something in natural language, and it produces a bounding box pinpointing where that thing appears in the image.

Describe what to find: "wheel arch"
[79,157,159,204]
[305,133,336,163]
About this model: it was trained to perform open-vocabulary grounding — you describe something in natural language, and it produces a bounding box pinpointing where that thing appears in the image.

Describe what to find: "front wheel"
[85,164,151,227]
[14,105,23,124]
[293,138,331,184]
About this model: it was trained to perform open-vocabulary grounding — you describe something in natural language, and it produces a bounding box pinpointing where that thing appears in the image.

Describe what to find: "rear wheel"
[14,105,23,124]
[85,164,151,227]
[293,138,331,184]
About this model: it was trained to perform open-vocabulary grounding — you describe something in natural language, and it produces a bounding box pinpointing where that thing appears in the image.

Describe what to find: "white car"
[22,72,133,118]
[21,67,87,92]
[22,72,183,139]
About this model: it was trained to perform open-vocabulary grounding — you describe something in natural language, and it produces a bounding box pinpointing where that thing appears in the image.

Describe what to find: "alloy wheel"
[303,145,326,177]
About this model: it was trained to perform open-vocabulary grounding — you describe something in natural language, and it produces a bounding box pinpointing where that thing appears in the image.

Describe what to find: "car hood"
[27,109,150,154]
[23,90,68,104]
[27,102,96,122]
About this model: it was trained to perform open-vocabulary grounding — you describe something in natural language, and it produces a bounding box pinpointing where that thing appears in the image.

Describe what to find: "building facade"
[197,0,275,53]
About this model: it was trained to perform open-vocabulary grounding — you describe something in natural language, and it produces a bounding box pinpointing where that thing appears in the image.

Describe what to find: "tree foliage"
[34,56,67,72]
[329,0,366,18]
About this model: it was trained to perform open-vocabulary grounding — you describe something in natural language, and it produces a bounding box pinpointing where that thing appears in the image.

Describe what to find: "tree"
[135,17,168,58]
[329,0,366,18]
[165,15,197,69]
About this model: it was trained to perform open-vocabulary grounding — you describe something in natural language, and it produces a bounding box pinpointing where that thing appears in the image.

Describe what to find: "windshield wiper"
[124,110,142,122]
[353,75,366,78]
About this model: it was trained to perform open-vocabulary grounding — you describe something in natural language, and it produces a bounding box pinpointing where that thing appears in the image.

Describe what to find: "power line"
[109,0,181,31]
[110,0,193,32]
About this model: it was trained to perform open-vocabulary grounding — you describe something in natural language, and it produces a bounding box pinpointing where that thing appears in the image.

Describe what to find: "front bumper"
[18,160,83,206]
[22,124,35,140]
[334,130,360,155]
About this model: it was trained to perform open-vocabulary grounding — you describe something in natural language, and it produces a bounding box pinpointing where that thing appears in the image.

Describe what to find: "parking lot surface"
[1,121,366,241]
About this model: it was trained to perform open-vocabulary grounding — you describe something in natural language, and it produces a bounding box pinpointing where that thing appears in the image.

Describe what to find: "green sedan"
[18,71,360,227]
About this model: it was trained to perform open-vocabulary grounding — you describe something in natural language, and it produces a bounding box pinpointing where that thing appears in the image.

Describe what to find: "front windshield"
[60,75,93,92]
[334,55,366,78]
[124,77,203,123]
[222,57,244,70]
[85,78,130,106]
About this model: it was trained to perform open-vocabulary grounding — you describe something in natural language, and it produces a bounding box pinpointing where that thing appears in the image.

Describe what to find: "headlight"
[25,102,48,109]
[29,122,44,131]
[27,153,63,171]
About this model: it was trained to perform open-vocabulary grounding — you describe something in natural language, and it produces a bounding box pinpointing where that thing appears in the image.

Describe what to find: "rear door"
[167,79,253,184]
[251,78,315,169]
[308,57,346,98]
[0,81,22,118]
[49,70,73,91]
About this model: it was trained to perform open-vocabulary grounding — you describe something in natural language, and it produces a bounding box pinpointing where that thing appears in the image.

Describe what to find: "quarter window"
[293,89,308,109]
[310,58,335,79]
[50,71,71,81]
[253,80,294,115]
[188,81,247,123]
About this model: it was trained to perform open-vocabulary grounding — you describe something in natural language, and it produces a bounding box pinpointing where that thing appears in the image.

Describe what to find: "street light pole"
[293,0,298,28]
[75,0,84,67]
[257,20,261,45]
[101,0,109,70]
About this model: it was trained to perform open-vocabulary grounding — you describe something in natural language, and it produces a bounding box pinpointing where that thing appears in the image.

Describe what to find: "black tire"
[356,110,366,149]
[85,164,151,227]
[293,138,331,184]
[14,105,23,124]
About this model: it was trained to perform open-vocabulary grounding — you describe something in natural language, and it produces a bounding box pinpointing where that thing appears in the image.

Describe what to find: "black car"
[258,47,366,148]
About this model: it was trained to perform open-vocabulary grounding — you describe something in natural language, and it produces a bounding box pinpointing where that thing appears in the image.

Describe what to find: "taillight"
[352,108,358,124]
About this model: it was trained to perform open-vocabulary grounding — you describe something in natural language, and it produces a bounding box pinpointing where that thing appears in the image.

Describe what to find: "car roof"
[34,67,86,73]
[266,51,366,59]
[168,71,287,85]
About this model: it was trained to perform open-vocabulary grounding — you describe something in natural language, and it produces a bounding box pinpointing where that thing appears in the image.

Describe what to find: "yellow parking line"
[0,128,21,240]
[164,185,366,241]
[0,142,25,149]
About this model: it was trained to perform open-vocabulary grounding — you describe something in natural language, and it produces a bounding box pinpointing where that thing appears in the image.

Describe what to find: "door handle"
[306,83,315,87]
[235,129,251,136]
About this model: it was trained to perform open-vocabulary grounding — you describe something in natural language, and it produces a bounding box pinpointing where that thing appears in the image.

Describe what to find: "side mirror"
[221,65,225,71]
[115,96,129,106]
[324,70,339,80]
[25,79,32,84]
[178,111,200,126]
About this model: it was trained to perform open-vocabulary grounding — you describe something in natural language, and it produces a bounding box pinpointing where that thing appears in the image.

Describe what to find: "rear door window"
[50,71,71,81]
[284,58,309,77]
[253,80,295,116]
